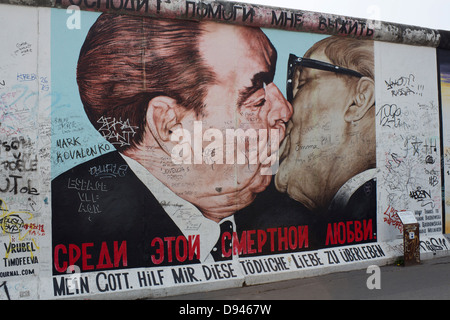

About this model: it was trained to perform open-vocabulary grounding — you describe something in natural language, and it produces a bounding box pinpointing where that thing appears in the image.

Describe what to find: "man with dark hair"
[76,14,216,152]
[52,13,292,274]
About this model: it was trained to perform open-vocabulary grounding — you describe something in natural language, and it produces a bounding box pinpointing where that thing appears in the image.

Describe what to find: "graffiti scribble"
[97,116,138,147]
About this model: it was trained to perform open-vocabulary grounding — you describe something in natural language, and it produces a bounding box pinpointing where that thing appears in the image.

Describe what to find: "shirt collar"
[328,168,377,212]
[119,153,235,262]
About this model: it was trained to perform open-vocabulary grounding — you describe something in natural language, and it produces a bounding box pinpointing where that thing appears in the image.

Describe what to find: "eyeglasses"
[286,53,364,103]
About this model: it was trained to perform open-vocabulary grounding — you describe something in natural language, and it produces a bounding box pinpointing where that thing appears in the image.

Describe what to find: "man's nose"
[266,83,293,127]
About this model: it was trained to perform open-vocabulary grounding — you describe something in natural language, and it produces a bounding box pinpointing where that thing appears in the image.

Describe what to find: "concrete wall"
[0,1,450,300]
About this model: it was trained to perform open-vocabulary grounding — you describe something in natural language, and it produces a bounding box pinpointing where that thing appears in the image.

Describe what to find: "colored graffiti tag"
[0,198,39,260]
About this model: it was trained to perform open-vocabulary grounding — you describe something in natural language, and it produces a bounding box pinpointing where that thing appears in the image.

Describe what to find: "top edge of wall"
[1,0,450,49]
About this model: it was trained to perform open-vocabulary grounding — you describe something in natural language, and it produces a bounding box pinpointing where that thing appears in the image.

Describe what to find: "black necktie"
[210,220,233,261]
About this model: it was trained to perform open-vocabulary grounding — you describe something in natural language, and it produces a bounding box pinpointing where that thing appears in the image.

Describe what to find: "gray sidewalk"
[155,255,450,300]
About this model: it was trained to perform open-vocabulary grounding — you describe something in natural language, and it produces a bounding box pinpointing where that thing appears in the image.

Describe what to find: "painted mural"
[50,11,380,285]
[0,2,448,300]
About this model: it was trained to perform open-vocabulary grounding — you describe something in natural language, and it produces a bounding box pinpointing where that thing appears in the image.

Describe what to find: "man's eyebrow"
[237,71,274,107]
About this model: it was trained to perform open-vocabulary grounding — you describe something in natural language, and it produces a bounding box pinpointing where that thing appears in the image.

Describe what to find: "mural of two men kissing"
[51,12,376,275]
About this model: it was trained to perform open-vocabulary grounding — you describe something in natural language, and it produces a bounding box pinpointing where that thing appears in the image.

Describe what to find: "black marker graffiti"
[376,104,406,129]
[0,282,11,300]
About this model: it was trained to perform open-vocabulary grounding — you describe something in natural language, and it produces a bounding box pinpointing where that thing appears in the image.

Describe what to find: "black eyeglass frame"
[286,53,364,103]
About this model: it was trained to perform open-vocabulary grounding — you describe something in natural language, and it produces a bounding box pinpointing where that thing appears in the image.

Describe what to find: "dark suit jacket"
[234,178,377,256]
[315,177,378,247]
[234,180,318,256]
[51,151,199,275]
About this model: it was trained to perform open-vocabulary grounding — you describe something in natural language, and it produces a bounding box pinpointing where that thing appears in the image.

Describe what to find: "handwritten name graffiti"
[56,136,80,149]
[383,205,402,232]
[66,178,108,190]
[409,187,430,200]
[409,187,434,208]
[55,141,111,164]
[1,84,68,137]
[0,133,43,268]
[401,136,435,157]
[66,177,109,215]
[3,242,39,267]
[14,42,32,57]
[0,137,37,172]
[383,152,416,194]
[14,74,49,93]
[97,116,138,148]
[40,76,49,92]
[0,198,40,279]
[385,74,424,97]
[423,138,438,155]
[420,237,448,253]
[77,192,101,214]
[23,222,45,237]
[55,134,112,164]
[0,175,39,195]
[376,104,408,129]
[385,152,401,171]
[0,214,24,235]
[1,154,37,173]
[14,73,48,91]
[53,117,81,134]
[0,199,33,239]
[426,169,439,187]
[89,164,128,179]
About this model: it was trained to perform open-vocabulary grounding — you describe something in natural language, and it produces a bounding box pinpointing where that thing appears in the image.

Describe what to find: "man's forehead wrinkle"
[199,23,273,66]
[198,24,246,80]
[197,22,276,111]
[241,27,276,68]
[238,71,273,107]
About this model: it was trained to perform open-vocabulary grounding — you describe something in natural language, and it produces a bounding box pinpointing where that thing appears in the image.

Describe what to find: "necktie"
[210,220,233,261]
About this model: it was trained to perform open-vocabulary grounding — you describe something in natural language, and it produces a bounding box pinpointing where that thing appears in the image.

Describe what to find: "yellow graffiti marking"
[0,198,37,259]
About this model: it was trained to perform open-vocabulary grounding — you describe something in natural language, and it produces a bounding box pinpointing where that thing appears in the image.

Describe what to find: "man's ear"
[146,96,184,154]
[344,77,375,123]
